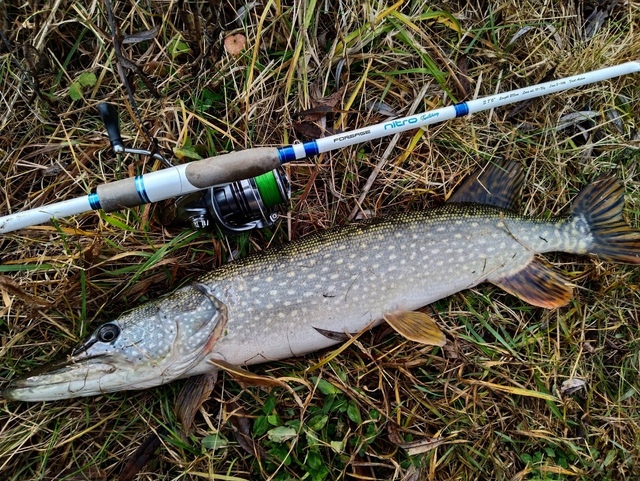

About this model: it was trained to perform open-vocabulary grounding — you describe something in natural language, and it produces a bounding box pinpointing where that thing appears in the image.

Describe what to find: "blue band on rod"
[453,102,469,117]
[303,141,319,156]
[88,192,101,210]
[134,175,151,203]
[277,145,296,164]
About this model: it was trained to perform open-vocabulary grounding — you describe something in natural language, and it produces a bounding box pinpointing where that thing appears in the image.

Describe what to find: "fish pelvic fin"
[447,160,524,211]
[571,176,640,264]
[492,257,573,308]
[383,311,447,346]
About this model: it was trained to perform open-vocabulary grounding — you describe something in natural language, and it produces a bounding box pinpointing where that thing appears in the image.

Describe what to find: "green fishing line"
[255,171,284,207]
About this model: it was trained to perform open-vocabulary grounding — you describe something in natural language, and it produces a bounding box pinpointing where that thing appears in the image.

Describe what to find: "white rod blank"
[308,61,640,155]
[0,196,93,233]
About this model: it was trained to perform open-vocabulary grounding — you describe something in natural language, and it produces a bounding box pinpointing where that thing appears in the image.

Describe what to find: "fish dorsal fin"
[447,160,524,210]
[383,311,447,346]
[210,358,286,388]
[491,257,573,308]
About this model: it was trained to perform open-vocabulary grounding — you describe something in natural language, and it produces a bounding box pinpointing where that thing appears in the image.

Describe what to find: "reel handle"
[97,103,124,153]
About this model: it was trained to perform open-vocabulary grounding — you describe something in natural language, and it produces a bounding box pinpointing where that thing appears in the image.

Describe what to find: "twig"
[103,0,170,166]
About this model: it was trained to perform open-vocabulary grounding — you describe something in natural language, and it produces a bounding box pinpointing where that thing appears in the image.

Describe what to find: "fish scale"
[4,162,640,401]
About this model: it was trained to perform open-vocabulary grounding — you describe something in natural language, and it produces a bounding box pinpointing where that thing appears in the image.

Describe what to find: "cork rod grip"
[185,147,281,188]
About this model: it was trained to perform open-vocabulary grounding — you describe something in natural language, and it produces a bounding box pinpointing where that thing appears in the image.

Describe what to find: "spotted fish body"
[202,206,584,367]
[3,162,640,401]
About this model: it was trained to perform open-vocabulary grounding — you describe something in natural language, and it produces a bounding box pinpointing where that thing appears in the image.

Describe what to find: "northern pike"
[3,161,640,401]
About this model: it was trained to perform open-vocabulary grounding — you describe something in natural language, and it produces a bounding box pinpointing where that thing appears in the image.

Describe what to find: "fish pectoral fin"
[383,311,447,346]
[210,358,286,388]
[176,372,219,435]
[491,257,573,308]
[446,160,524,211]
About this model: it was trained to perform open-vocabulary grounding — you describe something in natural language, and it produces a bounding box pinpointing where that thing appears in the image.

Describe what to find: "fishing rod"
[1,60,639,234]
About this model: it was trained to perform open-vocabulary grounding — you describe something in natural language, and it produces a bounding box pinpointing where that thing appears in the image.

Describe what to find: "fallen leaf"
[364,100,398,117]
[469,380,558,401]
[295,105,344,122]
[224,34,246,56]
[202,432,228,451]
[399,437,446,456]
[118,427,168,481]
[267,426,297,443]
[561,378,587,397]
[292,121,326,139]
[228,400,266,458]
[122,25,160,44]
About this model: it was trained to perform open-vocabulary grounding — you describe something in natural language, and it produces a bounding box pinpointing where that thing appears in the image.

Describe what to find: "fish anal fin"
[210,358,286,388]
[447,160,524,211]
[383,311,446,346]
[492,257,573,308]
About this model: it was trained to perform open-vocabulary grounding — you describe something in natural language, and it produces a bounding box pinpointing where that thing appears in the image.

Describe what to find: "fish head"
[2,283,227,402]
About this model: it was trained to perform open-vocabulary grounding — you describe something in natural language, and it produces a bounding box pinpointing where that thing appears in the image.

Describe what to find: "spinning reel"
[98,103,290,233]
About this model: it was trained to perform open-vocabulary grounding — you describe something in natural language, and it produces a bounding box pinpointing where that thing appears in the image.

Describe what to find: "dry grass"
[1,0,640,480]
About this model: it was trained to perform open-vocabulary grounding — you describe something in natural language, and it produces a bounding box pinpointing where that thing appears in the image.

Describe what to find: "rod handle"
[94,147,282,212]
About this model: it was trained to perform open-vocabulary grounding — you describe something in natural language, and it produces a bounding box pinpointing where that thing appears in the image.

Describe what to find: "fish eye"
[97,324,120,343]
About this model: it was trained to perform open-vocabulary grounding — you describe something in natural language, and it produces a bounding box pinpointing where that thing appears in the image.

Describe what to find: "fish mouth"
[2,354,118,402]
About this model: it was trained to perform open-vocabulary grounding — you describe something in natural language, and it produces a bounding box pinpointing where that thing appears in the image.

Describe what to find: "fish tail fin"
[572,176,640,264]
